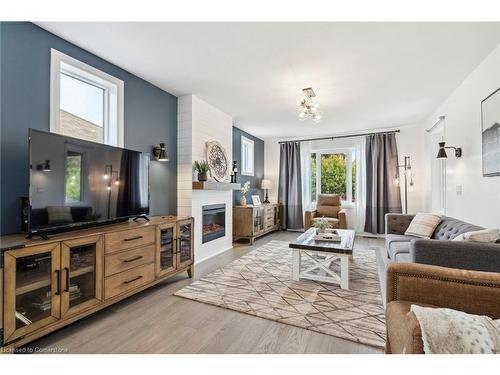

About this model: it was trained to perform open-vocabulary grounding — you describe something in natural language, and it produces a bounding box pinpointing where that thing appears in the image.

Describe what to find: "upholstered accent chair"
[304,194,347,230]
[385,262,500,354]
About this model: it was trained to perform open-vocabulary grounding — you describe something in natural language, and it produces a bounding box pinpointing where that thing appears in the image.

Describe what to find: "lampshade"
[261,179,272,189]
[153,143,169,161]
[436,142,448,159]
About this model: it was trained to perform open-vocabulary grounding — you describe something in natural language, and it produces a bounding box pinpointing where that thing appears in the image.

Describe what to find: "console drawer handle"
[124,275,143,284]
[123,255,143,263]
[124,235,143,242]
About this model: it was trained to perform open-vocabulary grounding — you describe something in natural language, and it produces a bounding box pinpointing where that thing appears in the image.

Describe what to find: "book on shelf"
[16,311,33,326]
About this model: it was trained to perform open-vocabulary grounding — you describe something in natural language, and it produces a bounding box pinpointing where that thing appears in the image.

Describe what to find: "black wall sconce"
[37,159,51,172]
[437,142,462,159]
[152,143,168,161]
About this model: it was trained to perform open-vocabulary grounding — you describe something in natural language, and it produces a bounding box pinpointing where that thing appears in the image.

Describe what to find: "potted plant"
[239,181,250,206]
[193,160,209,182]
[313,217,332,234]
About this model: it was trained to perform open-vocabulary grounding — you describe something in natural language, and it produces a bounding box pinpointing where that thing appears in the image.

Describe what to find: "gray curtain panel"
[278,142,304,230]
[364,133,402,234]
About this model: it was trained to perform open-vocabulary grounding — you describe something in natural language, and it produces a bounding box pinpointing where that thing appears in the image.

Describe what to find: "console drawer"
[105,226,155,254]
[105,244,155,277]
[105,263,155,300]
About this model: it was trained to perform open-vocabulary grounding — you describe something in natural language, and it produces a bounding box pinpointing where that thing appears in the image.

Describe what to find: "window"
[310,149,356,203]
[65,150,83,203]
[241,136,254,176]
[50,49,124,147]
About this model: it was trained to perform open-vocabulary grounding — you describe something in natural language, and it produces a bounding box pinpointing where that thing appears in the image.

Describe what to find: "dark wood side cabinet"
[233,204,280,244]
[0,216,194,351]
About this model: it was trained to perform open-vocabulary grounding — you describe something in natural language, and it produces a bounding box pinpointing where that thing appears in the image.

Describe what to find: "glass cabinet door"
[3,243,61,344]
[177,219,193,268]
[157,223,176,276]
[61,235,103,317]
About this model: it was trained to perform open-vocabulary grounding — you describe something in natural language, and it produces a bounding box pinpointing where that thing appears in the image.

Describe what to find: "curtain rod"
[277,129,400,144]
[426,115,445,133]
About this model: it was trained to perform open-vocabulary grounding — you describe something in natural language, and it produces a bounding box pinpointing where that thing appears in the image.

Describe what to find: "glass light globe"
[394,177,400,185]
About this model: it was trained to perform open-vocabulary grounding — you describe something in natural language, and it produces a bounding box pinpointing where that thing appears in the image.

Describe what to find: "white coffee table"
[289,228,355,289]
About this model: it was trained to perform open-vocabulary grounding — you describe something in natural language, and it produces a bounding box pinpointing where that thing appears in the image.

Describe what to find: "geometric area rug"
[174,240,386,349]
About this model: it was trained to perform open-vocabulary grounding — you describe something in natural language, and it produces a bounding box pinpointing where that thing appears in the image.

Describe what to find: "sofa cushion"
[389,241,411,260]
[386,301,429,354]
[452,228,499,243]
[312,217,339,228]
[432,217,483,240]
[317,194,341,206]
[405,213,443,239]
[316,205,340,218]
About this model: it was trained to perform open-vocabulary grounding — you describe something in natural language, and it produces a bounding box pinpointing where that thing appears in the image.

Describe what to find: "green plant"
[193,160,209,173]
[313,217,332,231]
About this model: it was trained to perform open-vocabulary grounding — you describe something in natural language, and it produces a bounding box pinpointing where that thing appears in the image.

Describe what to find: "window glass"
[310,153,317,202]
[320,153,347,200]
[60,73,105,143]
[241,136,254,176]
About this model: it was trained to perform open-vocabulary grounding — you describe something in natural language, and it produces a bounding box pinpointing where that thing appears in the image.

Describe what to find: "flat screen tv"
[29,129,149,237]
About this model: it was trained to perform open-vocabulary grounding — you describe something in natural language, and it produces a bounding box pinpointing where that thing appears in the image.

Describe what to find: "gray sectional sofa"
[385,214,500,273]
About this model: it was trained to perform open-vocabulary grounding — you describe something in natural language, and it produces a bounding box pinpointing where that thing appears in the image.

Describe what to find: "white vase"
[240,195,247,206]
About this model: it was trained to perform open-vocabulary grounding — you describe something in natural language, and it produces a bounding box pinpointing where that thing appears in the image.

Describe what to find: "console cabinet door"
[60,235,103,318]
[176,219,194,269]
[3,243,61,344]
[157,222,177,277]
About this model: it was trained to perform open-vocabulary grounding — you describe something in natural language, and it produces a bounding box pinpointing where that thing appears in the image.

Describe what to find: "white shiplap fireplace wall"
[177,95,233,263]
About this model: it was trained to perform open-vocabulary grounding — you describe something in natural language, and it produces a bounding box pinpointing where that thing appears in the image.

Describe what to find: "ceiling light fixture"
[297,87,322,123]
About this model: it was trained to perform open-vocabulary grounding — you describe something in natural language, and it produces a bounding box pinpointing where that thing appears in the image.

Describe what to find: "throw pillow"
[452,228,499,243]
[404,213,443,239]
[46,206,73,225]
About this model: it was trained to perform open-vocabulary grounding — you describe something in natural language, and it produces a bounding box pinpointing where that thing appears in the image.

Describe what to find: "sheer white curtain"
[354,138,366,232]
[300,141,314,227]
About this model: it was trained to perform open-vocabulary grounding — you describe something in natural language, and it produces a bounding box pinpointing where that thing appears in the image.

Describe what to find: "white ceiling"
[37,22,500,140]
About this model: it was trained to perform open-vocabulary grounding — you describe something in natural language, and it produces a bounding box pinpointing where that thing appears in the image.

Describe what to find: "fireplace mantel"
[192,181,241,190]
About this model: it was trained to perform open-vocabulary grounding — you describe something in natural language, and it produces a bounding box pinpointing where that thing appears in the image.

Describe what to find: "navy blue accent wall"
[0,22,177,234]
[232,127,264,205]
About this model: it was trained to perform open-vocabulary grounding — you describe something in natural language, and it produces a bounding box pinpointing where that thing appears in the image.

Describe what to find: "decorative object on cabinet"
[206,140,229,182]
[233,204,281,244]
[260,179,272,204]
[193,160,209,182]
[239,181,250,206]
[231,161,238,183]
[251,195,261,206]
[0,215,194,351]
[152,143,168,161]
[481,87,500,176]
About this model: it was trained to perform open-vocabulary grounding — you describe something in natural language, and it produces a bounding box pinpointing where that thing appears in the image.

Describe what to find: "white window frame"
[311,147,356,206]
[241,136,255,176]
[50,49,124,147]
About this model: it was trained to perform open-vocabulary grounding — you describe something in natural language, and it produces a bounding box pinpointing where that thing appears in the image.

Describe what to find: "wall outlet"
[456,185,462,195]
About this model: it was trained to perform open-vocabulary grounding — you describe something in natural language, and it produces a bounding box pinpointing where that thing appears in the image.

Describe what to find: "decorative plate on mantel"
[206,141,229,182]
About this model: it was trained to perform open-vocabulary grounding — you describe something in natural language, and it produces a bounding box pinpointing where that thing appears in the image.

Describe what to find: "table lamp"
[261,179,272,204]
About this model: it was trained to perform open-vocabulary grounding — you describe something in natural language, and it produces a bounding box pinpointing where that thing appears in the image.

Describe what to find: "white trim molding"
[50,49,124,147]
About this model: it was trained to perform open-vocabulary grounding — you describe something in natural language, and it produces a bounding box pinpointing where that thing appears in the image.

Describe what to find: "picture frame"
[481,87,500,177]
[251,195,261,206]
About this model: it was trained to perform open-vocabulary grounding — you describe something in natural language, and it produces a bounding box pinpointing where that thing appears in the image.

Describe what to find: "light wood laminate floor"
[26,231,385,354]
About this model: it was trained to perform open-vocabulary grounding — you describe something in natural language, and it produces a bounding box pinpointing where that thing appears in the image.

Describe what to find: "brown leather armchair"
[304,194,347,230]
[385,262,500,354]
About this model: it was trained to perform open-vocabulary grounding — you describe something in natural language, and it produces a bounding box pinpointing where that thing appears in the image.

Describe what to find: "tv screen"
[29,129,149,235]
